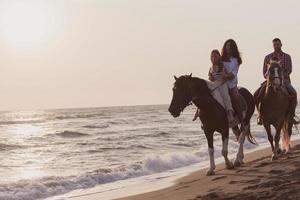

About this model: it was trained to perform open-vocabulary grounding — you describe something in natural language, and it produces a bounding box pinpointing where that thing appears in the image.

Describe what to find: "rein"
[210,81,227,93]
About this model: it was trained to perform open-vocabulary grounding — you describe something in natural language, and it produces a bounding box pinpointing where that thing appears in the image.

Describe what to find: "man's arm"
[208,68,215,82]
[286,55,292,75]
[263,56,269,79]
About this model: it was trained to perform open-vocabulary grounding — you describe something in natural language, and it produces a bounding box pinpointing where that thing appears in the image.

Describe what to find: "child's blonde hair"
[211,49,223,73]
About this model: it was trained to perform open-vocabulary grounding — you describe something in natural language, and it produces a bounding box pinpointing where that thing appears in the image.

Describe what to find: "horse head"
[267,60,283,93]
[168,73,194,117]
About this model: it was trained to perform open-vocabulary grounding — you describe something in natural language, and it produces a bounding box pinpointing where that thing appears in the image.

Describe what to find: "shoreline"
[48,136,300,200]
[116,137,300,200]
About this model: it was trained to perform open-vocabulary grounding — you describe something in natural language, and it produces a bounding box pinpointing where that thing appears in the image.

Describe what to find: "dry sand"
[117,139,300,200]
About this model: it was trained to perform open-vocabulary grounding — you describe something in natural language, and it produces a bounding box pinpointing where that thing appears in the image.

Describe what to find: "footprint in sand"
[196,192,221,200]
[254,162,269,168]
[236,179,260,185]
[247,169,259,173]
[245,179,260,184]
[174,185,190,191]
[229,180,239,184]
[268,169,284,174]
[212,176,227,181]
[286,155,297,159]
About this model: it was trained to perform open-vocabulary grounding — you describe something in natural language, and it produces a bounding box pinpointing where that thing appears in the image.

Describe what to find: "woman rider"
[221,39,245,131]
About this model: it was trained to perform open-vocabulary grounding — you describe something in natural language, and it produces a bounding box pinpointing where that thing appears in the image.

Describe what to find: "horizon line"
[0,103,170,112]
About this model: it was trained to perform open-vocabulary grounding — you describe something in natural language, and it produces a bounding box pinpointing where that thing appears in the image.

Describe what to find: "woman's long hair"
[221,39,242,65]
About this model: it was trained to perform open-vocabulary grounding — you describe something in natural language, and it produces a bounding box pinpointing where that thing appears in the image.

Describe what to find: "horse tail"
[281,119,292,152]
[239,87,257,145]
[245,123,256,145]
[294,115,300,135]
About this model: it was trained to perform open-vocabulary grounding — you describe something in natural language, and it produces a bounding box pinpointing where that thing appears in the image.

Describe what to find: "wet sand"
[117,139,300,200]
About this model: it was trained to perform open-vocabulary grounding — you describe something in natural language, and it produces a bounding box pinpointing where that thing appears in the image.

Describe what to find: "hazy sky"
[0,0,299,110]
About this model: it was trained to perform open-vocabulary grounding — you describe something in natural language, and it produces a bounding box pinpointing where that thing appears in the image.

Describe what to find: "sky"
[0,0,300,111]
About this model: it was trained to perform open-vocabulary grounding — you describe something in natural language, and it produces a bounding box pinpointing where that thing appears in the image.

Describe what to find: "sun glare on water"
[0,1,62,49]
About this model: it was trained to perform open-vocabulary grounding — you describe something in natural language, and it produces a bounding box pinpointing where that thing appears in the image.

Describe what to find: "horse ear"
[174,75,178,80]
[189,73,192,77]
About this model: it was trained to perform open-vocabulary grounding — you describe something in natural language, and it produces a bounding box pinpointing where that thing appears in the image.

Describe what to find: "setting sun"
[0,1,61,49]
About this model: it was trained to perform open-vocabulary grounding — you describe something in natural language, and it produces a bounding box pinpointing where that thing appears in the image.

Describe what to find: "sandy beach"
[52,137,300,200]
[115,138,300,200]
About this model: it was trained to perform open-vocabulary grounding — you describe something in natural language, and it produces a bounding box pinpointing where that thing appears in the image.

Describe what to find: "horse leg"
[273,125,282,160]
[281,121,290,153]
[239,123,251,162]
[285,120,293,153]
[221,132,234,169]
[234,129,245,167]
[263,123,274,156]
[232,126,241,142]
[204,130,215,176]
[287,120,293,152]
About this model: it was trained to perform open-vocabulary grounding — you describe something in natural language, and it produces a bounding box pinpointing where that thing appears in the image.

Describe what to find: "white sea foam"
[0,151,204,200]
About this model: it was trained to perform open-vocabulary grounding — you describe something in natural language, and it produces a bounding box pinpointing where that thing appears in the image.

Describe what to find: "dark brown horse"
[255,61,293,160]
[168,74,256,175]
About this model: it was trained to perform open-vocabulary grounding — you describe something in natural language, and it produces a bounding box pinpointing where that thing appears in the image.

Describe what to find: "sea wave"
[0,112,108,126]
[83,124,110,129]
[54,131,90,138]
[0,143,26,151]
[0,152,203,200]
[0,119,46,125]
[54,113,105,120]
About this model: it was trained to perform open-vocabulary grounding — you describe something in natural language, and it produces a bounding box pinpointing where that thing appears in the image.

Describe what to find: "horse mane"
[190,77,211,95]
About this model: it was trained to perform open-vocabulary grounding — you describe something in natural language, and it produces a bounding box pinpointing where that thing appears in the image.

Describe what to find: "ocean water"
[0,104,299,200]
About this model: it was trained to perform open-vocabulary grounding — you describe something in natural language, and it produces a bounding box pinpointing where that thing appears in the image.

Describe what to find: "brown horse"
[168,74,256,175]
[256,61,292,160]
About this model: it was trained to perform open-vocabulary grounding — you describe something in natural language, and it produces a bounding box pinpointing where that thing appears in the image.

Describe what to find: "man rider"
[254,38,298,125]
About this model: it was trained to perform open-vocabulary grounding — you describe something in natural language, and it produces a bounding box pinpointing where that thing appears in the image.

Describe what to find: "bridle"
[267,64,283,89]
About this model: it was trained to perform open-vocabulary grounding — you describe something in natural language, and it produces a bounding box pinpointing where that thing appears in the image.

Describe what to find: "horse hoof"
[226,161,234,170]
[271,155,278,161]
[234,160,242,167]
[285,150,291,155]
[206,170,215,176]
[277,148,282,155]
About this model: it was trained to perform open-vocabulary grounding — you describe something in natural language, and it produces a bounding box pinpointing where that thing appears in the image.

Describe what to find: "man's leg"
[254,82,267,125]
[253,87,260,110]
[286,83,299,124]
